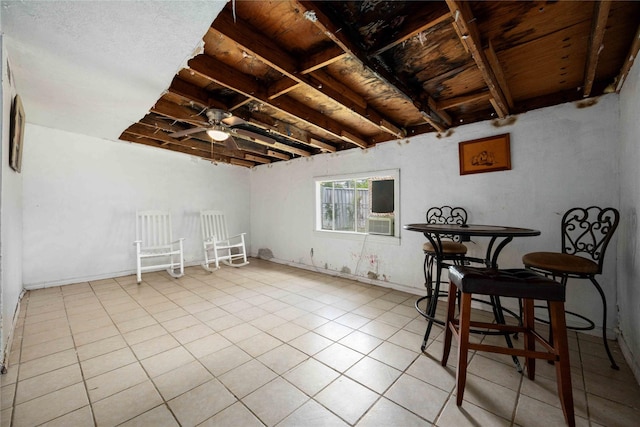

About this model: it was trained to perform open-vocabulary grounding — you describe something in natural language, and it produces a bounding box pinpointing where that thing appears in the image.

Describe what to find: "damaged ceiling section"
[120,0,640,168]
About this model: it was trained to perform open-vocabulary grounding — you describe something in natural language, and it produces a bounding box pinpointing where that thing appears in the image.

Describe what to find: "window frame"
[313,169,400,244]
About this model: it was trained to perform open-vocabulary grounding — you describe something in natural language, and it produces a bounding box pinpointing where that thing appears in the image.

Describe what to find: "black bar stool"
[442,266,575,427]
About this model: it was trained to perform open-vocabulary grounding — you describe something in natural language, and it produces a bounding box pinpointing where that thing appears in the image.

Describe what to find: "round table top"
[403,223,541,237]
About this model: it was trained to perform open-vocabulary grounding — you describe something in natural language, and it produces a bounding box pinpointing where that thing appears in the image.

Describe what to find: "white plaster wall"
[618,54,640,376]
[22,124,251,288]
[251,94,620,336]
[1,39,25,364]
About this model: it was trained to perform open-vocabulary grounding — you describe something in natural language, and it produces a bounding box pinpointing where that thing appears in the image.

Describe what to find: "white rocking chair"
[200,210,249,272]
[135,210,184,284]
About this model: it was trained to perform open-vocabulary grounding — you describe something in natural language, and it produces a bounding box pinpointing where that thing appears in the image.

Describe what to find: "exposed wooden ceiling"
[120,0,640,168]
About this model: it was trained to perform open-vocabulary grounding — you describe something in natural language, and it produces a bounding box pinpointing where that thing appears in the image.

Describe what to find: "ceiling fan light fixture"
[206,125,229,141]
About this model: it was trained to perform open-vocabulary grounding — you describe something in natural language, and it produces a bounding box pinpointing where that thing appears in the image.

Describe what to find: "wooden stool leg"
[549,301,575,427]
[523,298,536,380]
[455,291,472,406]
[441,282,457,366]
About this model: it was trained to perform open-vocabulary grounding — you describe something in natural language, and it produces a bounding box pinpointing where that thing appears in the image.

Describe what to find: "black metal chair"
[522,206,620,369]
[418,206,470,349]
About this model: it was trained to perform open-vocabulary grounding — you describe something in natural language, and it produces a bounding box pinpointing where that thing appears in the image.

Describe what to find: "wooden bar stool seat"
[442,266,575,427]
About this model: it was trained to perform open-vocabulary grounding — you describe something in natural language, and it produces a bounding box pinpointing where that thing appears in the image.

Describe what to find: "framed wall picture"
[459,133,511,175]
[9,94,25,173]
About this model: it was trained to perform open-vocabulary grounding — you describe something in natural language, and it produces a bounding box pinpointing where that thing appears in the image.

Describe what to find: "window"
[315,169,399,237]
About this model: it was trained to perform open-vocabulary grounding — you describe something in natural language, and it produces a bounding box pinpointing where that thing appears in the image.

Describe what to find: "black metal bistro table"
[404,223,541,369]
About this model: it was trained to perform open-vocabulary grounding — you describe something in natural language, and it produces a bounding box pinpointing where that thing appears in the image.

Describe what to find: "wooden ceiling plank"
[268,78,301,99]
[427,98,452,127]
[169,78,227,111]
[309,138,337,153]
[228,94,252,111]
[230,158,255,168]
[584,1,612,97]
[300,46,347,73]
[296,0,444,132]
[445,0,509,118]
[420,111,446,133]
[616,23,640,92]
[121,133,215,158]
[267,150,291,161]
[437,92,492,110]
[244,154,271,164]
[212,9,400,140]
[370,4,452,56]
[340,130,368,149]
[151,98,210,126]
[126,123,203,149]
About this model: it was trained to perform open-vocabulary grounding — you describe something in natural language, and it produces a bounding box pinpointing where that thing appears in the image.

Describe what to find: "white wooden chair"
[200,210,249,271]
[135,210,184,284]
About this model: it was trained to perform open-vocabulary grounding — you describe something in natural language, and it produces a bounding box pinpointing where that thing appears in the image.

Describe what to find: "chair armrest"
[226,233,247,240]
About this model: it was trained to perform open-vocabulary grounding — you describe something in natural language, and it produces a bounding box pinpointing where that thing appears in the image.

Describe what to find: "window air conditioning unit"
[367,217,394,236]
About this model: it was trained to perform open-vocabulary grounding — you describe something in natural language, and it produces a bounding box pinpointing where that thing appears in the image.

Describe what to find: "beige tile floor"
[2,258,639,426]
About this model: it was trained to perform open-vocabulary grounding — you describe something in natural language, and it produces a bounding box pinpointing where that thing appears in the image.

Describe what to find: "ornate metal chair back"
[561,206,619,274]
[426,206,468,242]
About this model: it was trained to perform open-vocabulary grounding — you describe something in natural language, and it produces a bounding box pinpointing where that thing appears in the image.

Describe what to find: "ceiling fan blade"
[234,129,276,145]
[221,116,246,127]
[168,127,207,138]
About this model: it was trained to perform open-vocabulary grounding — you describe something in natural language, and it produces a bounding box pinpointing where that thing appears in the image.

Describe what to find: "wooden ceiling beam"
[297,0,448,132]
[299,45,347,73]
[169,78,227,111]
[437,92,492,110]
[230,158,256,168]
[445,0,509,118]
[584,1,611,97]
[188,54,368,149]
[150,98,209,127]
[309,138,337,153]
[210,10,402,140]
[484,41,514,109]
[244,154,271,164]
[616,23,640,92]
[121,133,224,162]
[267,150,291,161]
[369,3,452,56]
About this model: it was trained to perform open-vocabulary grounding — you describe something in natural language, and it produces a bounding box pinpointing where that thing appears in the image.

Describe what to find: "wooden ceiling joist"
[188,54,370,149]
[210,10,403,140]
[616,23,640,92]
[437,92,492,110]
[446,0,510,118]
[584,1,612,97]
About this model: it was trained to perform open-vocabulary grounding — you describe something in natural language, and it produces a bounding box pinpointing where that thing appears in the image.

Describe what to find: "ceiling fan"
[168,108,277,149]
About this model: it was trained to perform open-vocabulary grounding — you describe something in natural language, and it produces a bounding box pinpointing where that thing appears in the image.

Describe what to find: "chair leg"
[136,256,142,284]
[522,298,536,380]
[441,282,457,366]
[549,301,575,427]
[589,277,619,370]
[421,258,443,350]
[455,292,472,406]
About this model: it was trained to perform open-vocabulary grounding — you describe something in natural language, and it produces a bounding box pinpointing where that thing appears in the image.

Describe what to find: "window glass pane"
[320,182,334,230]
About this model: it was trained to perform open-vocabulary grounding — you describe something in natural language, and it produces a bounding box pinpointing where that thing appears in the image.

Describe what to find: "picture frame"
[9,94,25,173]
[459,133,511,175]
